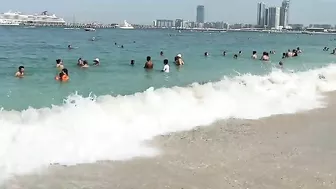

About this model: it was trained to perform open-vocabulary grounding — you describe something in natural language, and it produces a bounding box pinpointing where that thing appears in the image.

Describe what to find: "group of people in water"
[17,37,336,82]
[140,52,185,73]
[323,47,336,55]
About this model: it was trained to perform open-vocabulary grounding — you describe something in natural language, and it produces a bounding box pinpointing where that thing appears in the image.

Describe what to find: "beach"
[4,92,336,189]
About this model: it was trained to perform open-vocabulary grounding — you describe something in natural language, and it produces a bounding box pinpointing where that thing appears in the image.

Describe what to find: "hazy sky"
[1,0,336,25]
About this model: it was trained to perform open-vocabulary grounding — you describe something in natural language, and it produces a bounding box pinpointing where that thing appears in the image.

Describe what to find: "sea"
[0,27,336,182]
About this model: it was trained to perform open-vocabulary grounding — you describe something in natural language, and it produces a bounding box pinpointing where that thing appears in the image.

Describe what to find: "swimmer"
[56,59,64,70]
[160,51,164,56]
[68,45,73,50]
[297,47,302,53]
[121,45,124,48]
[223,51,226,56]
[238,51,242,55]
[233,54,238,59]
[131,60,135,66]
[55,68,69,82]
[115,42,117,45]
[15,66,24,78]
[77,58,83,66]
[252,51,257,59]
[204,52,209,57]
[81,60,89,68]
[175,54,184,65]
[282,53,287,59]
[144,56,153,69]
[91,37,95,41]
[93,58,100,66]
[277,61,284,69]
[162,59,169,73]
[261,52,270,61]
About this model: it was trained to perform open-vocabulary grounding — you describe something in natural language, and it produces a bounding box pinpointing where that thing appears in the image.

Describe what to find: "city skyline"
[257,0,289,29]
[1,0,336,25]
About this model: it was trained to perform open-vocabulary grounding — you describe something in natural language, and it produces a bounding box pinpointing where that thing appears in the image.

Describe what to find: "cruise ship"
[0,10,65,26]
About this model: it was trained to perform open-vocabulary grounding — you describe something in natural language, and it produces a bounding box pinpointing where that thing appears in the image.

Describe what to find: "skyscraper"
[268,7,280,29]
[264,8,269,26]
[280,0,290,27]
[196,5,205,23]
[257,2,266,27]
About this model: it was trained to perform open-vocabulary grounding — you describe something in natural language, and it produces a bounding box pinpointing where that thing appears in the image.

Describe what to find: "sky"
[1,0,336,25]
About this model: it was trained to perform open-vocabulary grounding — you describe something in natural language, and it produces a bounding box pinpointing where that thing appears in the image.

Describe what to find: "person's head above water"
[204,52,208,56]
[253,51,257,55]
[62,68,69,75]
[18,66,24,72]
[146,56,151,61]
[93,58,100,64]
[56,59,62,64]
[164,59,168,65]
[234,54,238,58]
[160,51,164,55]
[131,60,135,65]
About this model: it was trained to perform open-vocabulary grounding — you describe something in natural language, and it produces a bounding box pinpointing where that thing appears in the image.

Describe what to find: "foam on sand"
[1,64,336,182]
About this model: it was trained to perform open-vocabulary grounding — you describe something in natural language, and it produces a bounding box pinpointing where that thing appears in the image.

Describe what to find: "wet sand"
[4,93,336,189]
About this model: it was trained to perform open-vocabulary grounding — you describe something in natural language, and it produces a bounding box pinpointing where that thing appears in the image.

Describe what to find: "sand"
[3,93,336,189]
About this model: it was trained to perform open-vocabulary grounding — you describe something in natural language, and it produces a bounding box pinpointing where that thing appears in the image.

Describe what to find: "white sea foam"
[1,64,336,182]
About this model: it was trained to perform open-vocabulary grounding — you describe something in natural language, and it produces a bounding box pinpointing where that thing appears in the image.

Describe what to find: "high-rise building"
[268,7,280,29]
[196,5,205,23]
[257,2,266,26]
[280,0,290,27]
[265,8,269,26]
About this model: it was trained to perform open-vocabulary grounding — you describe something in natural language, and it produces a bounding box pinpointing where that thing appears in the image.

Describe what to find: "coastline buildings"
[280,0,290,28]
[268,7,281,29]
[257,0,290,29]
[257,2,266,27]
[196,5,205,23]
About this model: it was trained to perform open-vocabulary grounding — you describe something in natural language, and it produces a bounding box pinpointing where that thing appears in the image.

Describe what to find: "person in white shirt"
[162,59,169,73]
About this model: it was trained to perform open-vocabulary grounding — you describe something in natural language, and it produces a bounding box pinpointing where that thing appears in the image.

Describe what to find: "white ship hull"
[119,26,134,29]
[0,23,20,26]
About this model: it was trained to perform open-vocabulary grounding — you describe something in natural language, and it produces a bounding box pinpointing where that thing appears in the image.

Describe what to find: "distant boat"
[118,20,134,29]
[84,28,96,32]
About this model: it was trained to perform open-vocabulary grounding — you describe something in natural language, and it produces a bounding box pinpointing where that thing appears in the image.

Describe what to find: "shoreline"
[4,92,336,189]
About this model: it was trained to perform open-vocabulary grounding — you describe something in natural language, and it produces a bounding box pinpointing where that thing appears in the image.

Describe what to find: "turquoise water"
[0,27,335,110]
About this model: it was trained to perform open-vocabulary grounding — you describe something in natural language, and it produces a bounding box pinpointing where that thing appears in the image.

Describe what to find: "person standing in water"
[15,66,25,78]
[55,68,69,82]
[162,59,169,73]
[252,51,257,59]
[175,54,184,65]
[81,60,89,68]
[56,59,64,70]
[77,58,83,66]
[93,58,100,66]
[144,56,153,69]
